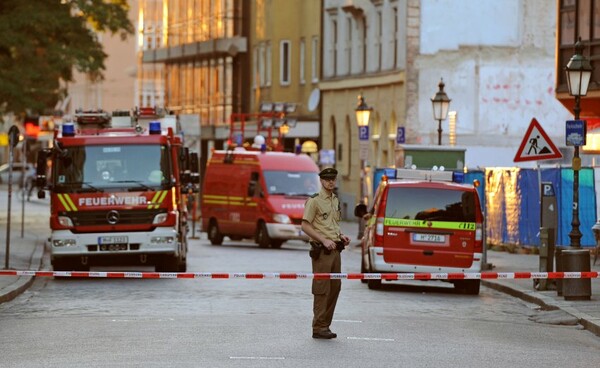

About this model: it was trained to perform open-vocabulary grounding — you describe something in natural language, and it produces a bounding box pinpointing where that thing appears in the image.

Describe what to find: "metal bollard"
[555,246,565,296]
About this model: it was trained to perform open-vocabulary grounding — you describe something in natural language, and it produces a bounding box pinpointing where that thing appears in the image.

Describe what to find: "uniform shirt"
[302,187,342,242]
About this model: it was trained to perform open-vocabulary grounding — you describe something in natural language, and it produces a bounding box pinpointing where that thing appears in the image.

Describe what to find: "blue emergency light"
[149,121,161,135]
[62,122,75,137]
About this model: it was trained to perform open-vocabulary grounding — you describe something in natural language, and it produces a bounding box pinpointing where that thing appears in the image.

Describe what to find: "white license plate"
[98,236,128,245]
[412,233,446,243]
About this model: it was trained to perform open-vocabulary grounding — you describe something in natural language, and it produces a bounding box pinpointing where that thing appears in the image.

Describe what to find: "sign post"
[5,125,20,269]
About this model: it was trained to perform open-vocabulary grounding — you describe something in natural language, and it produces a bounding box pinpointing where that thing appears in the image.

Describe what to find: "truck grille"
[64,209,166,226]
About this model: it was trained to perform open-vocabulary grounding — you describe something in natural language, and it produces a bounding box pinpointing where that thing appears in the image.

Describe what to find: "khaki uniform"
[302,187,342,333]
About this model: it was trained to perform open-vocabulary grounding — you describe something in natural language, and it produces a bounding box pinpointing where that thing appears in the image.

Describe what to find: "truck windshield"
[263,171,320,196]
[53,145,171,192]
[385,187,477,222]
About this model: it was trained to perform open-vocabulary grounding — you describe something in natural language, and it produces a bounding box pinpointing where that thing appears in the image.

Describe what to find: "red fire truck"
[35,107,199,272]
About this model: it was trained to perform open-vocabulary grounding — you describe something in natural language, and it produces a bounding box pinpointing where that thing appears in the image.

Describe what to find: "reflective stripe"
[57,194,77,212]
[148,190,168,209]
[384,218,476,231]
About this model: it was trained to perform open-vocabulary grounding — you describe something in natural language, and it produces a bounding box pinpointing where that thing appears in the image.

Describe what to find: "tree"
[0,0,134,116]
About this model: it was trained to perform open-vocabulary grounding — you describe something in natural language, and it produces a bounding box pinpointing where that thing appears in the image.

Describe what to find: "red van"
[355,169,484,294]
[201,147,320,248]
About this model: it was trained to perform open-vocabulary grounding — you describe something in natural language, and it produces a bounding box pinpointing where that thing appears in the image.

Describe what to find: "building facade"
[321,0,409,218]
[250,0,322,154]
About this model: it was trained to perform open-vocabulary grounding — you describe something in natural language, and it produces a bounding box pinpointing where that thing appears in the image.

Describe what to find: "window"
[266,42,272,86]
[311,36,319,82]
[280,40,291,85]
[259,43,266,87]
[300,38,306,84]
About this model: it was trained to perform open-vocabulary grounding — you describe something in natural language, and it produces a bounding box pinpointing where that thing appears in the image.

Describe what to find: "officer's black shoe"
[312,330,336,339]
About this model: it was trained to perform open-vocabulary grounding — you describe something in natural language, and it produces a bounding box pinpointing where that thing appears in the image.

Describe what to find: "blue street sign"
[565,120,586,146]
[358,126,369,141]
[396,127,405,144]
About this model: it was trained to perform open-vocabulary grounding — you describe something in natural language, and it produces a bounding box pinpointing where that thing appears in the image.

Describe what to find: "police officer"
[302,167,350,339]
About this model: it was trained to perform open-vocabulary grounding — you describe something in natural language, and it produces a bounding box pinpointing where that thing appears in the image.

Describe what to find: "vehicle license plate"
[412,233,445,243]
[98,236,128,245]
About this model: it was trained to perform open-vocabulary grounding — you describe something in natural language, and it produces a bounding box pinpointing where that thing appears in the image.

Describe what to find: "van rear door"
[381,184,479,268]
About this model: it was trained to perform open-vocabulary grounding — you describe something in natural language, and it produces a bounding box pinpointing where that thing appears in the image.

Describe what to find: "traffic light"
[24,115,40,139]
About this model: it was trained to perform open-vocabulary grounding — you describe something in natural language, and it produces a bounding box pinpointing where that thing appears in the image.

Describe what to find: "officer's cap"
[319,167,338,179]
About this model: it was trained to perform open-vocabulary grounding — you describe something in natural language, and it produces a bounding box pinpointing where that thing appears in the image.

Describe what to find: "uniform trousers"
[311,249,341,332]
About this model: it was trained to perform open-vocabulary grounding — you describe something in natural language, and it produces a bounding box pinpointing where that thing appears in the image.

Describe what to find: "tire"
[256,222,271,248]
[270,240,284,249]
[360,257,368,284]
[455,280,480,295]
[156,256,179,272]
[208,220,224,245]
[367,278,382,290]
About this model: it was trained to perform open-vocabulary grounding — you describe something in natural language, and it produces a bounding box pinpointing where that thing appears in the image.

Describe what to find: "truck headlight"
[58,216,73,227]
[153,213,168,224]
[52,239,76,247]
[273,214,291,224]
[151,236,174,244]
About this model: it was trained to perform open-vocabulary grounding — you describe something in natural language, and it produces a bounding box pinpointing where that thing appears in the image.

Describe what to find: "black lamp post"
[355,94,372,240]
[563,38,593,301]
[431,78,451,146]
[565,38,592,249]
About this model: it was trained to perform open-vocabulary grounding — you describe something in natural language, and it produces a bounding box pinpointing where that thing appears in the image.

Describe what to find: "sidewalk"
[0,186,47,303]
[1,191,599,337]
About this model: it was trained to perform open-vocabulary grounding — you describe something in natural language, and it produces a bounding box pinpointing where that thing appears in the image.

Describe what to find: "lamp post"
[431,78,451,146]
[355,94,372,239]
[563,38,593,300]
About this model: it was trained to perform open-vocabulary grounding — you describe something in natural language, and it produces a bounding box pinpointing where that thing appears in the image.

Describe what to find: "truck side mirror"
[354,203,368,218]
[190,152,200,184]
[36,149,50,189]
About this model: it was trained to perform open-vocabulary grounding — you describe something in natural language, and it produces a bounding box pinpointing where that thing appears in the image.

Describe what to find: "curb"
[0,235,45,304]
[483,279,600,337]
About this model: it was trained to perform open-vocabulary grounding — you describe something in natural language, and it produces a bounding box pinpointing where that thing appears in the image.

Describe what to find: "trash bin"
[562,248,591,301]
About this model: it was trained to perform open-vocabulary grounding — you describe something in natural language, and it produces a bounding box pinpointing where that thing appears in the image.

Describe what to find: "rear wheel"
[455,280,480,295]
[367,278,382,290]
[208,220,224,245]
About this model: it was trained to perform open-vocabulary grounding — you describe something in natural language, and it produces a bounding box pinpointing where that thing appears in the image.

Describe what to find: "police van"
[355,168,484,294]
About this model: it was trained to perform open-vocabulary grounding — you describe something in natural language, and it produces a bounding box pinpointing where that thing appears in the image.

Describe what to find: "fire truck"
[35,107,199,272]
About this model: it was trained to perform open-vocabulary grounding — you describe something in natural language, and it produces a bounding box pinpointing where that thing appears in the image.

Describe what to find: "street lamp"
[355,94,372,239]
[563,37,593,301]
[431,78,451,146]
[565,38,592,249]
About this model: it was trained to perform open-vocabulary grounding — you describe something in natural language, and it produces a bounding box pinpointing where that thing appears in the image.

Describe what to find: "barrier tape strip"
[0,270,599,280]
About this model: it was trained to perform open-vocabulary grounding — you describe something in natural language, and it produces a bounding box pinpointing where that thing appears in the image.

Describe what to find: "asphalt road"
[1,234,599,368]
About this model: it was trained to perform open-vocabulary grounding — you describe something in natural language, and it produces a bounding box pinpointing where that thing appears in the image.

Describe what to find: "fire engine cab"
[35,108,199,272]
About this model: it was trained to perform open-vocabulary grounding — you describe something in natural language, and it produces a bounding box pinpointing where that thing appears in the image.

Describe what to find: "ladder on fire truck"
[228,112,286,151]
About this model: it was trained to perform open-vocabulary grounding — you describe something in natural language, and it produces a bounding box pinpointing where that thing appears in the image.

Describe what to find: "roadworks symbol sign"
[514,118,562,162]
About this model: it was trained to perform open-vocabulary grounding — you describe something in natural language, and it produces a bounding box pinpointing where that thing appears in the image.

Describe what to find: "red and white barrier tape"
[0,270,599,280]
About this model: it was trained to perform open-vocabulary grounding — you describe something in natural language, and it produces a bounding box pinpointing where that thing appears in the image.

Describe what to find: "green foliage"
[0,0,134,115]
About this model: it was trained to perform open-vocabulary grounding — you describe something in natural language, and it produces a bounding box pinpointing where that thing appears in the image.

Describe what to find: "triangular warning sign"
[514,118,562,162]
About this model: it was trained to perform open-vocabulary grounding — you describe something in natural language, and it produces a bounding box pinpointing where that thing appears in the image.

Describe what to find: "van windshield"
[385,187,477,222]
[263,171,320,196]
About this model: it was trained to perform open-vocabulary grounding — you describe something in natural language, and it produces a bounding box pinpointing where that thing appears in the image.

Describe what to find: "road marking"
[230,357,285,360]
[347,337,395,342]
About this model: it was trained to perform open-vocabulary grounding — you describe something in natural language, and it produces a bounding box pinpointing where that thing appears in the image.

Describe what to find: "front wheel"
[256,222,271,248]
